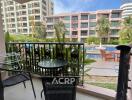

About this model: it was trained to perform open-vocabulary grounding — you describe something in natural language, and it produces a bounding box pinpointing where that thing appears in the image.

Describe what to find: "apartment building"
[1,0,54,34]
[45,9,122,42]
[121,0,132,18]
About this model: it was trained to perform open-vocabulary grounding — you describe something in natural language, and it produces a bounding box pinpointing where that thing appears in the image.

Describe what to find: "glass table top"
[38,59,68,69]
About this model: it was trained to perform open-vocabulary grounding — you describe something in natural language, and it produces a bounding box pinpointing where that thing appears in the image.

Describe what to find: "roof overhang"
[14,0,32,3]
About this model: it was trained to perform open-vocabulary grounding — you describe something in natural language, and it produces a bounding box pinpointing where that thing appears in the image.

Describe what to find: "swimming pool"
[85,45,117,59]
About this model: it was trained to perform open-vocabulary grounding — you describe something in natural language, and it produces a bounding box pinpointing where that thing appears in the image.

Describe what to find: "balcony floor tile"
[4,78,104,100]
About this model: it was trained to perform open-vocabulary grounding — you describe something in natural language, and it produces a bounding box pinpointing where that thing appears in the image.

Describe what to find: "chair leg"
[41,89,44,98]
[23,81,26,88]
[28,73,36,98]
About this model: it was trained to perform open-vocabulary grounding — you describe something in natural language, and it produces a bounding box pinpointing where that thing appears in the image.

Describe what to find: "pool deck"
[85,59,119,77]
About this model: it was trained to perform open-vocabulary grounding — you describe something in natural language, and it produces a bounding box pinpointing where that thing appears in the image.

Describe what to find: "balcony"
[0,42,131,100]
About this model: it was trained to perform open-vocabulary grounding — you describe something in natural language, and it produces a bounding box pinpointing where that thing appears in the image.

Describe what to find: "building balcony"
[71,35,78,38]
[0,43,131,100]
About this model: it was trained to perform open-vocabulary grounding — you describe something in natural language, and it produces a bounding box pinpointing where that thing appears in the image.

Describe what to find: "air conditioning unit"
[14,0,32,3]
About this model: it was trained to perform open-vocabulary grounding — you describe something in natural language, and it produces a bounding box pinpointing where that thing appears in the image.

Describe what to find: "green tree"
[5,31,10,43]
[96,17,110,43]
[54,21,66,42]
[86,37,100,45]
[34,22,47,39]
[119,16,132,44]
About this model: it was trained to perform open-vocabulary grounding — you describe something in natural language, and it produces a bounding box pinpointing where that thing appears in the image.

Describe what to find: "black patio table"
[38,59,68,98]
[38,59,68,76]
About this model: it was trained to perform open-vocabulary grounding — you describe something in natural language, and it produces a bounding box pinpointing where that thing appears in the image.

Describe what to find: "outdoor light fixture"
[14,0,32,3]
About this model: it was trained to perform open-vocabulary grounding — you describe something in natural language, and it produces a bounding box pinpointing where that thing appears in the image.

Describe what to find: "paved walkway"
[85,60,119,77]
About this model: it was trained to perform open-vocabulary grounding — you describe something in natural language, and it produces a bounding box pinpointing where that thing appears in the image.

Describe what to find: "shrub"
[86,37,100,45]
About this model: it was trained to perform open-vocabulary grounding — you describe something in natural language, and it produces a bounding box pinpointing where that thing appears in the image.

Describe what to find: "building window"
[21,5,26,9]
[23,29,27,32]
[72,16,78,21]
[72,24,78,28]
[89,22,96,27]
[22,11,26,15]
[47,18,53,23]
[47,25,53,30]
[33,9,40,14]
[89,14,96,19]
[111,13,121,18]
[28,4,32,8]
[72,31,78,35]
[81,23,88,28]
[65,31,70,35]
[65,23,70,28]
[33,2,40,7]
[111,21,120,27]
[47,32,53,37]
[22,17,27,21]
[81,30,87,36]
[81,15,88,20]
[89,30,95,35]
[101,14,109,18]
[35,16,40,20]
[81,38,86,42]
[42,0,46,5]
[23,23,27,27]
[111,29,119,35]
[64,16,70,20]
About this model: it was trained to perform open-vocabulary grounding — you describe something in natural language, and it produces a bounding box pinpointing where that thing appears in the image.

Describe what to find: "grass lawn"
[88,82,117,90]
[84,58,96,65]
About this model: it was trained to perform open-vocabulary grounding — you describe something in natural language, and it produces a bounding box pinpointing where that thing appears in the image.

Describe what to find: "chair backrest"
[41,76,79,100]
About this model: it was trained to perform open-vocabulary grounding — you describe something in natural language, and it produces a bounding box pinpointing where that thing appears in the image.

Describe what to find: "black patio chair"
[0,52,36,99]
[41,76,79,100]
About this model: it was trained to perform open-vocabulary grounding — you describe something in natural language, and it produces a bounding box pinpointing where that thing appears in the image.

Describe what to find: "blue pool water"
[86,45,117,59]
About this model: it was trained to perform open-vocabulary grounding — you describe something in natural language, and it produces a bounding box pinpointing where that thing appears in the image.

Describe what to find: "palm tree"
[119,16,132,44]
[54,21,66,42]
[29,16,35,38]
[34,22,47,39]
[96,17,110,43]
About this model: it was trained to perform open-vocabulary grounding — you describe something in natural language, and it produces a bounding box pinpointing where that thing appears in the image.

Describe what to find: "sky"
[53,0,121,14]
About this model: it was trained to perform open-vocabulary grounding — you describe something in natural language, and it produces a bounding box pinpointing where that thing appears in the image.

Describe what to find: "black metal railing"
[6,42,85,84]
[116,45,131,100]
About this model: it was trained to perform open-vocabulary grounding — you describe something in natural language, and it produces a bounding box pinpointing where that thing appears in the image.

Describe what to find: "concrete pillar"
[0,2,6,55]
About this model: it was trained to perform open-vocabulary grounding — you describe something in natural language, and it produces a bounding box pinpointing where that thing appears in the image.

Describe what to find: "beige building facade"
[45,9,122,42]
[1,0,54,34]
